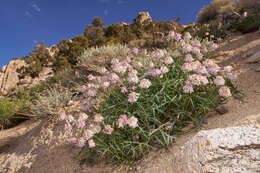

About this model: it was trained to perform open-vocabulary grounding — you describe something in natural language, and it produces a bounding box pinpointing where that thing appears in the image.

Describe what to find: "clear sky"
[0,0,211,68]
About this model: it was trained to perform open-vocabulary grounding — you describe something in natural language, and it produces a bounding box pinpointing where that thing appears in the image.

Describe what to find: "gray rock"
[174,127,260,173]
[215,105,228,115]
[247,51,260,63]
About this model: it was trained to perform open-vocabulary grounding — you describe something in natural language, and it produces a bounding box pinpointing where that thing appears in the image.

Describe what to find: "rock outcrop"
[135,12,152,24]
[0,59,54,96]
[0,59,27,95]
[173,127,260,173]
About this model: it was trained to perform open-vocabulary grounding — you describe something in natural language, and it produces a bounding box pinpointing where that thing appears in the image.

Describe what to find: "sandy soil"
[0,31,260,173]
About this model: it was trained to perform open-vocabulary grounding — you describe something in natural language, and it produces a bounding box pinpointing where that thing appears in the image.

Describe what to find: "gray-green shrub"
[30,87,74,117]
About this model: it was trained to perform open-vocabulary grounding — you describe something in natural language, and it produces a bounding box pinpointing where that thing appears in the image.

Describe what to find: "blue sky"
[0,0,211,67]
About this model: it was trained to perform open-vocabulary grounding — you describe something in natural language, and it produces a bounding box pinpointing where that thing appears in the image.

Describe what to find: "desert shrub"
[0,81,72,128]
[53,35,88,71]
[197,0,238,23]
[84,17,106,47]
[233,15,260,33]
[197,5,218,24]
[25,41,53,77]
[238,0,260,10]
[50,69,83,89]
[0,98,19,128]
[30,87,74,117]
[60,33,239,162]
[192,21,228,42]
[0,88,33,128]
[78,44,131,70]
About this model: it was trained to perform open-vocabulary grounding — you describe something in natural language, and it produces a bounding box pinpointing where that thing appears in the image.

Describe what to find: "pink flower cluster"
[117,115,138,128]
[174,32,235,98]
[60,31,237,150]
[60,112,107,148]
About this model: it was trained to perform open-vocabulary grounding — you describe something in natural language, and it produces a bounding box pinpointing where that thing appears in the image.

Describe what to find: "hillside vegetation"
[1,0,259,163]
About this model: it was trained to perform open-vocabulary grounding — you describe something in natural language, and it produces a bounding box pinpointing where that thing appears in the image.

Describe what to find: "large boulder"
[0,59,27,95]
[173,127,260,173]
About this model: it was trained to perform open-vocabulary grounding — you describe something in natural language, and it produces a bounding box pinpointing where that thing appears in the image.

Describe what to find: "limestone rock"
[247,51,260,63]
[0,59,27,95]
[135,12,152,24]
[234,113,260,129]
[174,127,260,173]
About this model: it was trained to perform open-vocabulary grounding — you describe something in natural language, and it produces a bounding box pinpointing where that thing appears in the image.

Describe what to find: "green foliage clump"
[25,41,53,78]
[0,88,33,128]
[0,98,19,128]
[0,82,52,128]
[233,15,260,33]
[84,17,106,47]
[190,21,228,42]
[105,24,136,44]
[53,35,89,71]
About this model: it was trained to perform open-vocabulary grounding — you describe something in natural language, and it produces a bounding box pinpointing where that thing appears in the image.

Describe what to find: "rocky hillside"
[0,29,260,173]
[0,58,53,96]
[0,12,183,97]
[0,2,260,172]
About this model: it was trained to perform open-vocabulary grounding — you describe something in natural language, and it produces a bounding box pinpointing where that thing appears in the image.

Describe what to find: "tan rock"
[19,76,33,85]
[247,51,260,63]
[0,59,27,95]
[234,113,260,129]
[135,12,152,24]
[173,127,260,173]
[31,67,53,86]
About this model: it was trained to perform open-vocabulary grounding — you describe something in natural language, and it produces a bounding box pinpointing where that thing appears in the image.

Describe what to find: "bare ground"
[0,31,260,173]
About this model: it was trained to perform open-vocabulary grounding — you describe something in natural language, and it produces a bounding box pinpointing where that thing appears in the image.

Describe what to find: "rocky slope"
[0,57,54,97]
[1,29,260,173]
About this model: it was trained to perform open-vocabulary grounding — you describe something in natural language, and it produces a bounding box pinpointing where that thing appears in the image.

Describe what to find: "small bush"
[78,44,131,70]
[0,89,32,129]
[197,5,218,24]
[233,15,260,33]
[191,21,228,42]
[197,0,238,23]
[0,98,19,128]
[238,0,260,10]
[60,34,239,162]
[30,87,74,117]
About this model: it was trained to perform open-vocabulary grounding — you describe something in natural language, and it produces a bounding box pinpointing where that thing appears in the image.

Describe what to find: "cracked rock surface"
[174,127,260,173]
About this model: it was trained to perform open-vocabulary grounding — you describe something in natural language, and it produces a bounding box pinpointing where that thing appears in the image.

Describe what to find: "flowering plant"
[60,32,238,162]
